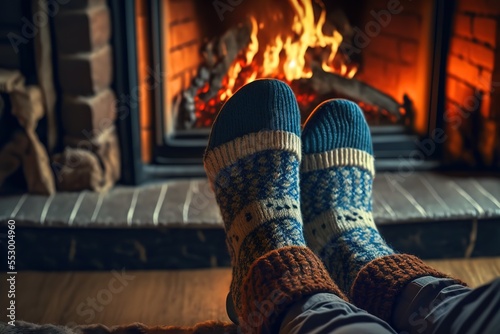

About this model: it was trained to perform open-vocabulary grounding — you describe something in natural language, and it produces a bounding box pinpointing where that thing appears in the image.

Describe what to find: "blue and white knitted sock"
[301,99,395,294]
[204,79,306,319]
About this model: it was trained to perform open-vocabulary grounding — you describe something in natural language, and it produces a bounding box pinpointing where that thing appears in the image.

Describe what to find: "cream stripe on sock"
[302,148,375,177]
[226,197,302,260]
[204,131,301,184]
[303,208,376,254]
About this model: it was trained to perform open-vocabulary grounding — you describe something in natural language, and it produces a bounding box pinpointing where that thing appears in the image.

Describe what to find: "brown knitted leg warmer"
[350,254,467,323]
[238,245,347,333]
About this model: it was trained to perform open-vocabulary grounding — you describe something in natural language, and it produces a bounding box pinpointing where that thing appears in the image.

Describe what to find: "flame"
[195,0,359,126]
[220,0,354,97]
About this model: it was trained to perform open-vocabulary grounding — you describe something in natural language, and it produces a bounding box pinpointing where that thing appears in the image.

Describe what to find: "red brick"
[450,36,470,58]
[368,35,399,61]
[472,16,497,47]
[383,14,421,39]
[446,77,458,99]
[399,40,419,64]
[447,78,479,108]
[168,20,200,49]
[358,55,399,97]
[393,0,423,13]
[455,80,477,102]
[58,44,112,95]
[55,5,110,54]
[478,68,493,91]
[358,54,387,81]
[469,43,495,70]
[396,64,417,98]
[168,0,196,23]
[457,0,500,16]
[447,55,479,86]
[453,14,473,39]
[168,43,202,78]
[450,36,495,70]
[61,88,116,137]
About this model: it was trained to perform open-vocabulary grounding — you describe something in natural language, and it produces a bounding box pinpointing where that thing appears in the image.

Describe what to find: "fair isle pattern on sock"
[206,137,306,312]
[301,99,395,294]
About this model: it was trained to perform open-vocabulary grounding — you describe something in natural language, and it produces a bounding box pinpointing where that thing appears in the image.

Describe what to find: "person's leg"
[300,99,398,294]
[300,99,468,328]
[279,293,396,334]
[205,80,396,333]
[392,276,500,334]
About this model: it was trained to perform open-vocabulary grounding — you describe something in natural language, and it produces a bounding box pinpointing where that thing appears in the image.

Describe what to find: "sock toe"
[207,79,301,150]
[302,99,373,155]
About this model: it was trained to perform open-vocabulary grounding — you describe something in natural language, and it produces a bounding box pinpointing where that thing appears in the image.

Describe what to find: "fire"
[195,0,358,127]
[222,0,353,98]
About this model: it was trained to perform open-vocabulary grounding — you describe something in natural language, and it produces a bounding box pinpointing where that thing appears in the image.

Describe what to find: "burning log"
[200,19,253,101]
[177,1,409,130]
[306,66,405,122]
[178,20,252,129]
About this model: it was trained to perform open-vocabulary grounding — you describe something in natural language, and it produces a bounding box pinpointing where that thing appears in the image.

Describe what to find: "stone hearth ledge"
[0,172,499,270]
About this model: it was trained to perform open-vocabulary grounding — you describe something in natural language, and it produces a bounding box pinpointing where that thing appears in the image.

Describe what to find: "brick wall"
[54,0,121,190]
[356,0,432,134]
[445,0,500,166]
[161,0,203,136]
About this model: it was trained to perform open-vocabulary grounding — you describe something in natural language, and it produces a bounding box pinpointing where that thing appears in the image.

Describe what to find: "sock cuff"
[204,131,301,184]
[238,246,346,332]
[350,254,467,323]
[302,148,375,177]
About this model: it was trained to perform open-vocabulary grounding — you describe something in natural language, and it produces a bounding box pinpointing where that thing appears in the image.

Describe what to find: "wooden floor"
[1,258,499,327]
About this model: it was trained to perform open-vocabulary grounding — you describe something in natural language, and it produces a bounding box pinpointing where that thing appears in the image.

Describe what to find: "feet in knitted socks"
[300,99,395,293]
[204,80,343,329]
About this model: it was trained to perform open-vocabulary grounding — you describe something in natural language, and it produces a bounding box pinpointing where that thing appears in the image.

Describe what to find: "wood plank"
[157,180,190,225]
[43,192,82,226]
[418,173,481,218]
[0,269,232,327]
[127,184,162,225]
[8,195,47,224]
[95,188,137,226]
[373,174,427,223]
[0,258,498,327]
[426,257,500,288]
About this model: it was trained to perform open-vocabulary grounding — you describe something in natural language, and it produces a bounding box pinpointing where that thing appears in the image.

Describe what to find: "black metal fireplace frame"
[110,0,455,185]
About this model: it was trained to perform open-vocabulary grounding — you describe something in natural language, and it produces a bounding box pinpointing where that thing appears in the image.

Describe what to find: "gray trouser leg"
[393,276,500,334]
[279,293,397,334]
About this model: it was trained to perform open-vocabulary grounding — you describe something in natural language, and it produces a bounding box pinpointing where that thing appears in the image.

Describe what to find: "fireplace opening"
[114,0,455,181]
[171,1,417,131]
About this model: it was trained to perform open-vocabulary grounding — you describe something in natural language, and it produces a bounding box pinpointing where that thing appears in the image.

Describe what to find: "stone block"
[58,44,112,95]
[55,5,110,54]
[61,88,116,137]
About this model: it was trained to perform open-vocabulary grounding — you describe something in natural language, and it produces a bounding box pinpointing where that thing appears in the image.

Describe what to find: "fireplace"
[2,0,497,193]
[111,0,465,183]
[49,0,500,185]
